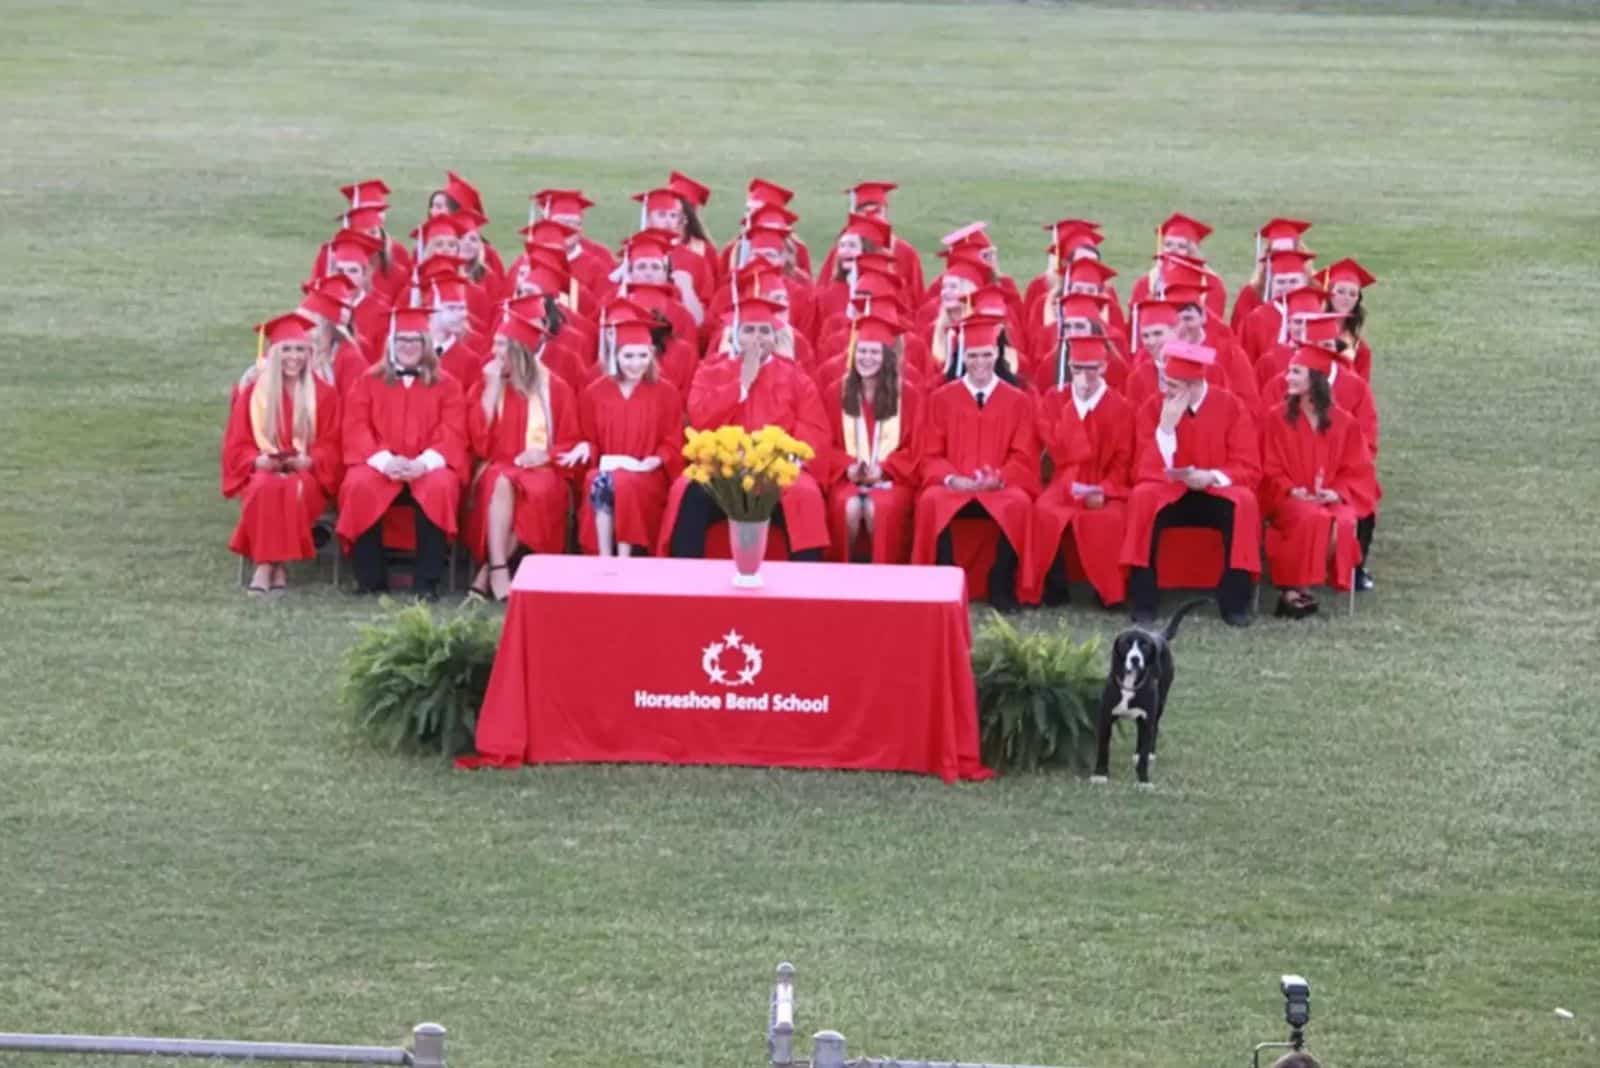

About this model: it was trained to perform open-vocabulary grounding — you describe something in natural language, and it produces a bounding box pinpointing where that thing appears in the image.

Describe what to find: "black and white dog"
[1091,599,1208,787]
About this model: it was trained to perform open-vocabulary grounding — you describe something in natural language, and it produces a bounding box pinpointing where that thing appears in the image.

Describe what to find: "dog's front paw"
[1089,774,1109,785]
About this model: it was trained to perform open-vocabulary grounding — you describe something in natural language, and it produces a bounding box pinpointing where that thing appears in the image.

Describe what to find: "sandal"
[245,585,270,598]
[487,563,512,603]
[1273,590,1319,619]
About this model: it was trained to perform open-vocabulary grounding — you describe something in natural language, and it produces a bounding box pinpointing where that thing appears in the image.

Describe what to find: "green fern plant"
[341,601,501,757]
[972,611,1103,773]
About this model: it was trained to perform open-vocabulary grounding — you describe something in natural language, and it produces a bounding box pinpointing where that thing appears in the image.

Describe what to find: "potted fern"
[971,612,1103,773]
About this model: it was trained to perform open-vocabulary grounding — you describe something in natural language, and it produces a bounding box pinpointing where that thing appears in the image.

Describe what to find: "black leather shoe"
[1355,567,1374,591]
[1222,611,1253,628]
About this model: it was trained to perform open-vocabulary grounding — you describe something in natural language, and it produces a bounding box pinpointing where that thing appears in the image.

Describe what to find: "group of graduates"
[221,168,1383,623]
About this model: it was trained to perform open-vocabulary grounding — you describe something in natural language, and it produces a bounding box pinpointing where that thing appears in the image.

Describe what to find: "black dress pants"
[1127,490,1252,618]
[351,487,447,594]
[935,501,1020,609]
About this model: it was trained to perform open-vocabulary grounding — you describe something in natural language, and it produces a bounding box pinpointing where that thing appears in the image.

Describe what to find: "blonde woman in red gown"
[825,315,920,563]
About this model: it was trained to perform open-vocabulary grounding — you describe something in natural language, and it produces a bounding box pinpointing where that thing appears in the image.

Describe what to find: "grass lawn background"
[2,2,1597,1066]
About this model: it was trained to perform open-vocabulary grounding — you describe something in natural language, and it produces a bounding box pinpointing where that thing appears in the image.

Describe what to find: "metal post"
[813,1029,847,1068]
[410,1023,446,1068]
[770,961,797,1067]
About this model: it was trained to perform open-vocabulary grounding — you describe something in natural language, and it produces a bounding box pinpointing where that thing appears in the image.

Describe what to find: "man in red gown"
[1119,341,1261,626]
[1239,249,1317,364]
[1126,213,1228,321]
[337,307,468,598]
[1022,335,1134,608]
[911,315,1039,610]
[1231,217,1312,330]
[662,298,832,561]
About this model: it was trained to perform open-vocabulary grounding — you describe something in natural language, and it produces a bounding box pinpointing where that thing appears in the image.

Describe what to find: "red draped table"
[464,557,991,782]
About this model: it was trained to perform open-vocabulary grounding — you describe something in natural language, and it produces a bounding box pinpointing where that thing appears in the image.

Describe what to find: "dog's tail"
[1162,598,1211,643]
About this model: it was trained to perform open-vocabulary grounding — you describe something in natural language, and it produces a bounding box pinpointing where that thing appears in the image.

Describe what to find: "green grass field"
[3,2,1599,1066]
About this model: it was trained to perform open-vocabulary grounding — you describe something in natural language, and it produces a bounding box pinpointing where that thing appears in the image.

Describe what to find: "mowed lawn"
[2,3,1598,1067]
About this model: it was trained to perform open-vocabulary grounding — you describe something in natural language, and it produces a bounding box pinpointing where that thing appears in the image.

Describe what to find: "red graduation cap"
[1259,217,1312,246]
[1133,299,1183,329]
[390,306,434,336]
[304,272,359,305]
[748,203,799,232]
[1050,226,1104,259]
[1157,212,1213,244]
[969,284,1010,317]
[855,251,899,277]
[847,181,898,210]
[941,221,990,250]
[1321,258,1377,289]
[1267,249,1317,276]
[1158,256,1211,292]
[746,178,795,207]
[621,229,675,261]
[496,313,547,352]
[411,216,462,244]
[426,275,469,306]
[632,187,680,214]
[504,295,551,325]
[515,261,568,296]
[854,268,899,298]
[849,292,905,322]
[1299,312,1345,345]
[340,205,387,231]
[1282,285,1330,316]
[442,171,484,215]
[626,282,681,315]
[853,314,902,345]
[298,282,350,323]
[1066,258,1118,289]
[1059,293,1109,321]
[327,229,383,263]
[1290,343,1336,375]
[1044,217,1102,238]
[255,312,316,347]
[1163,340,1216,380]
[340,179,391,208]
[1067,335,1113,366]
[943,253,990,289]
[604,295,652,325]
[956,314,1007,351]
[608,320,655,350]
[416,256,465,284]
[667,170,712,208]
[744,226,790,254]
[519,218,576,252]
[841,212,892,248]
[531,188,595,217]
[450,208,486,234]
[724,296,786,328]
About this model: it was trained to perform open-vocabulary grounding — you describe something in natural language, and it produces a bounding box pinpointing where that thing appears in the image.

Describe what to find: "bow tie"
[393,365,420,378]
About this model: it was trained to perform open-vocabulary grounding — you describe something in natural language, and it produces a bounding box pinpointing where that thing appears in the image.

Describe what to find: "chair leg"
[1349,568,1356,617]
[238,555,247,587]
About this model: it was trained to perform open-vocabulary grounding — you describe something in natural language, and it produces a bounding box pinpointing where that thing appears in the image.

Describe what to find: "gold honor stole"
[503,377,552,452]
[843,396,901,466]
[250,378,314,454]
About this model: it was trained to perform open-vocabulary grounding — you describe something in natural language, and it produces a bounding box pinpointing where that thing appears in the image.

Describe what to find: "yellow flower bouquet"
[681,424,815,522]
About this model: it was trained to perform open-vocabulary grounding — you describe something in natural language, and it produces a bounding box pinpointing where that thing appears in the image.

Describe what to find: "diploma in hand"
[1069,482,1099,498]
[1164,465,1194,481]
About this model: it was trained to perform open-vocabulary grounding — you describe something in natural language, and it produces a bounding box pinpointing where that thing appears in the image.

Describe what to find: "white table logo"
[701,628,763,687]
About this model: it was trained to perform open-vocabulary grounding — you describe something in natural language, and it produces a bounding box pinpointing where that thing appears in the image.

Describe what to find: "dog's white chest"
[1111,674,1148,721]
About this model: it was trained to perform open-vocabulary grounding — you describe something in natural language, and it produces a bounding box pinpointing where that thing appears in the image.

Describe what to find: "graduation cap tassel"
[1056,320,1068,393]
[255,324,266,369]
[954,322,966,380]
[845,318,859,376]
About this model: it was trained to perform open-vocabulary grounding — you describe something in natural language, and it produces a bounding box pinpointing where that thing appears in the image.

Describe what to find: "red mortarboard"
[1283,286,1330,316]
[1067,335,1113,365]
[297,285,348,323]
[855,251,898,276]
[849,293,905,322]
[390,306,434,336]
[604,296,651,325]
[1299,312,1345,345]
[957,314,1007,350]
[622,229,675,260]
[610,320,655,349]
[256,312,315,347]
[625,282,677,313]
[941,221,990,249]
[1321,258,1377,289]
[516,262,567,296]
[1268,249,1317,276]
[724,296,786,328]
[745,226,789,253]
[442,171,484,215]
[1259,217,1312,246]
[1044,217,1102,238]
[748,203,799,232]
[339,179,390,208]
[847,181,898,209]
[1159,257,1211,292]
[328,229,383,262]
[1066,259,1118,288]
[1290,343,1336,375]
[854,268,899,298]
[411,216,462,244]
[504,295,550,325]
[943,253,989,288]
[841,212,892,248]
[667,170,712,208]
[1050,226,1104,258]
[426,275,469,306]
[970,284,1010,317]
[519,218,576,251]
[746,178,794,207]
[1134,300,1183,329]
[1157,212,1214,244]
[416,256,464,284]
[340,205,387,231]
[450,209,486,234]
[632,188,679,214]
[853,314,902,345]
[496,313,547,352]
[532,188,595,216]
[1163,340,1217,380]
[1059,293,1109,321]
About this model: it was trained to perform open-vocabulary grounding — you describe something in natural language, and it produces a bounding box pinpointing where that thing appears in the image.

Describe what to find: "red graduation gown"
[221,376,342,562]
[1230,284,1263,332]
[576,377,684,553]
[824,387,922,564]
[1261,402,1375,589]
[1128,269,1228,323]
[1240,300,1290,366]
[336,370,468,547]
[656,355,833,554]
[1260,365,1381,512]
[1021,387,1134,606]
[435,335,489,392]
[464,375,581,558]
[911,379,1039,562]
[1120,386,1262,576]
